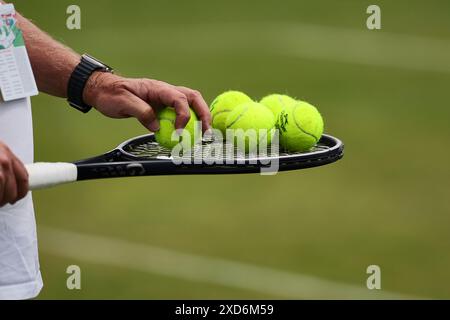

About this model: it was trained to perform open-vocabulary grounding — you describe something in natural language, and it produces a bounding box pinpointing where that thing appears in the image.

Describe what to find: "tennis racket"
[25,133,344,190]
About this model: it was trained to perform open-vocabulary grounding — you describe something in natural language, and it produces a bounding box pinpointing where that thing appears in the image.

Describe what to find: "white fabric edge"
[0,271,43,300]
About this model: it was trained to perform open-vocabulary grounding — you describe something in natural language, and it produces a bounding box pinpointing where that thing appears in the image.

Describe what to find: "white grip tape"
[26,162,78,190]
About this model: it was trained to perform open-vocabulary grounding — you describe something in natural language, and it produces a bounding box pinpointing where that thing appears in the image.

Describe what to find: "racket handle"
[26,162,78,190]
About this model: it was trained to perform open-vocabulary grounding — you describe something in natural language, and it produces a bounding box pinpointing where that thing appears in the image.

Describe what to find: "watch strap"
[67,55,112,113]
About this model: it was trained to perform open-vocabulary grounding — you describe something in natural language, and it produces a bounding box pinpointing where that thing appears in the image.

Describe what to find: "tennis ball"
[278,101,324,152]
[154,107,200,150]
[210,91,253,134]
[260,94,297,118]
[225,101,275,152]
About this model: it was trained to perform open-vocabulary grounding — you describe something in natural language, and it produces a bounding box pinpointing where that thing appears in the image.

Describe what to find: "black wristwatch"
[67,54,113,113]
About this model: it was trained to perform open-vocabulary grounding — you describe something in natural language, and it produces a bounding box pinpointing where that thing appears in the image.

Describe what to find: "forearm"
[2,2,211,132]
[16,11,80,98]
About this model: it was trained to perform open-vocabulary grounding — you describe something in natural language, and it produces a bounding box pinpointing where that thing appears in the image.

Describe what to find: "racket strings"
[123,137,330,160]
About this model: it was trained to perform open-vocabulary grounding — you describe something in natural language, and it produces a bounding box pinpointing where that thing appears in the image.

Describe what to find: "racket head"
[111,133,344,172]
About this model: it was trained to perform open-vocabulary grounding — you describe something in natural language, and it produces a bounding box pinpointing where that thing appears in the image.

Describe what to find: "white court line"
[103,22,450,74]
[267,23,450,75]
[38,226,418,299]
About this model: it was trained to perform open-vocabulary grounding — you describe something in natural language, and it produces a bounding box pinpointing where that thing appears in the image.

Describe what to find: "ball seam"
[225,105,249,128]
[292,105,319,142]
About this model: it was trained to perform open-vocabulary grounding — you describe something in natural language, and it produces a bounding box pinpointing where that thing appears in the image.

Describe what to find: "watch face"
[82,54,113,72]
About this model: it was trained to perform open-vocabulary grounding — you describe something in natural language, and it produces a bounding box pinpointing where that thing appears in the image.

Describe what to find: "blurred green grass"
[11,0,450,298]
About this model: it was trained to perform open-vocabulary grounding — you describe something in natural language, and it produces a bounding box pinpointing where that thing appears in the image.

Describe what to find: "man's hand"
[0,142,29,207]
[15,10,212,132]
[83,72,212,132]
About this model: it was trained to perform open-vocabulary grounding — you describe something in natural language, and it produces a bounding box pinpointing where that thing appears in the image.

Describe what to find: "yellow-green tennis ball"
[155,107,199,150]
[260,94,297,118]
[278,101,324,152]
[225,101,275,152]
[210,91,253,134]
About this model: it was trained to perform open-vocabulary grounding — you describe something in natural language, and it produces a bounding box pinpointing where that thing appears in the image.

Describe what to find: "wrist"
[67,54,114,113]
[83,71,118,107]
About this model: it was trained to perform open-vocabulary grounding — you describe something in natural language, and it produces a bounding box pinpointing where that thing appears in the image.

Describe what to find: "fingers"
[111,78,210,132]
[0,152,15,206]
[121,92,160,132]
[154,86,191,130]
[0,146,29,207]
[176,87,212,132]
[3,165,17,206]
[12,158,29,200]
[0,164,6,206]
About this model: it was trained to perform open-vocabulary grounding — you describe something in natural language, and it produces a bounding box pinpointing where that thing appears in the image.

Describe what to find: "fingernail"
[203,122,211,131]
[149,120,160,132]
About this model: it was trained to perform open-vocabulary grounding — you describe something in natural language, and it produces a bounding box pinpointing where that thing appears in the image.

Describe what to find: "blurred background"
[13,0,450,298]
